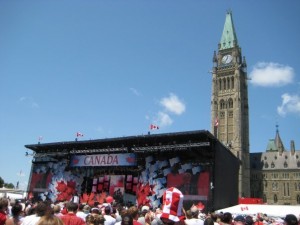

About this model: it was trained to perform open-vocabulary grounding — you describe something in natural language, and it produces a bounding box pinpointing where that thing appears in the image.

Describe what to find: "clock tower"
[211,11,250,197]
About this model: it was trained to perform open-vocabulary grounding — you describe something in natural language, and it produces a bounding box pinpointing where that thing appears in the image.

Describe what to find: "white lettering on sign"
[84,155,119,166]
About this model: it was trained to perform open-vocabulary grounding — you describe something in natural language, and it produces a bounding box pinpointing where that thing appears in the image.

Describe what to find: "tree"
[0,177,4,188]
[4,183,15,189]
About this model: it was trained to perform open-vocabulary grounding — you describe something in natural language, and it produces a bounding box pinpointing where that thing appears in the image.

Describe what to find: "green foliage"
[0,177,15,189]
[4,183,15,189]
[0,177,3,188]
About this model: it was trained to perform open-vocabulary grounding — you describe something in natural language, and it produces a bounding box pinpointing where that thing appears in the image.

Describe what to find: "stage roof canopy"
[25,130,217,154]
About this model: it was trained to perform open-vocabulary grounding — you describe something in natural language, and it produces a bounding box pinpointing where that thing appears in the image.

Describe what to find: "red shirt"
[134,220,143,225]
[61,213,85,225]
[0,211,7,225]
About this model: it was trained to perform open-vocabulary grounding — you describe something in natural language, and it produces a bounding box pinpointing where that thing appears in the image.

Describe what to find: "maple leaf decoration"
[126,157,135,163]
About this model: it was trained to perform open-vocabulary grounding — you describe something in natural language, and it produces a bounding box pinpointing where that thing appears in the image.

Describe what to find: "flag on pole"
[76,132,84,137]
[214,117,219,127]
[150,124,159,130]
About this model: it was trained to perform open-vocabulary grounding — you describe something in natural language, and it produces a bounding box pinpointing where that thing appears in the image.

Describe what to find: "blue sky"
[0,1,299,190]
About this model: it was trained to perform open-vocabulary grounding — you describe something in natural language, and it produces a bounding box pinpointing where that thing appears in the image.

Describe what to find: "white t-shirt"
[185,218,205,225]
[21,214,41,225]
[104,214,117,225]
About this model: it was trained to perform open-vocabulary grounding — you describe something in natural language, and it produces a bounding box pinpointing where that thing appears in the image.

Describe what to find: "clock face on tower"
[222,54,233,64]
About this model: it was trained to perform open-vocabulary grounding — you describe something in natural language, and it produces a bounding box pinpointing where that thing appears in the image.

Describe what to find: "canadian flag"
[150,124,159,130]
[214,117,219,127]
[76,132,84,137]
[241,206,248,211]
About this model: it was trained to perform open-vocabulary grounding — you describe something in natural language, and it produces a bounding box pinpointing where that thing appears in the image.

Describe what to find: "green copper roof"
[220,11,238,50]
[266,139,278,152]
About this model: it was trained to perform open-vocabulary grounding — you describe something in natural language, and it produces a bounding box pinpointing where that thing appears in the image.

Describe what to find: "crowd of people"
[0,187,299,225]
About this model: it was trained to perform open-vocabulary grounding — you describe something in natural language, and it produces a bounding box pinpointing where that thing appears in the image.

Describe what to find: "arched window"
[231,77,234,89]
[274,194,278,203]
[219,79,222,91]
[223,78,226,90]
[297,195,300,204]
[227,77,230,89]
[228,98,233,108]
[271,162,275,168]
[263,194,267,203]
[284,161,288,168]
[264,162,269,168]
[220,100,226,109]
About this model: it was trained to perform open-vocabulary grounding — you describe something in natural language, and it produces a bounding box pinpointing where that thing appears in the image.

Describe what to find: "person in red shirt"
[0,198,8,225]
[60,202,85,225]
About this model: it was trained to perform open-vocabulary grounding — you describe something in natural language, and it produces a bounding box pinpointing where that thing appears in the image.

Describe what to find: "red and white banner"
[70,153,137,167]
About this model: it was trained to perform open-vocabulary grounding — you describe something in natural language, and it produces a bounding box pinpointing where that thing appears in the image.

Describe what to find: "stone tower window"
[284,161,288,168]
[223,78,226,90]
[297,161,300,167]
[228,98,233,108]
[220,100,226,109]
[264,156,267,160]
[264,162,269,168]
[274,155,277,160]
[297,195,300,204]
[227,77,230,89]
[296,155,299,159]
[231,77,234,89]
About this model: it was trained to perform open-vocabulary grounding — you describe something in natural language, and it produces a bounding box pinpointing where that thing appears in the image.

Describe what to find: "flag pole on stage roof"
[75,132,84,141]
[149,124,159,135]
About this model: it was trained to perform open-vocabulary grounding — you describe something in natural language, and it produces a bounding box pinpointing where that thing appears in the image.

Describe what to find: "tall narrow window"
[227,77,230,89]
[223,78,226,90]
[228,98,233,108]
[274,194,278,203]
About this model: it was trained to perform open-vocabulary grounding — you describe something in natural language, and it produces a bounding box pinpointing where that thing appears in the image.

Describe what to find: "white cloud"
[249,62,294,87]
[160,93,186,115]
[277,93,300,117]
[129,88,141,96]
[19,96,39,108]
[156,111,173,127]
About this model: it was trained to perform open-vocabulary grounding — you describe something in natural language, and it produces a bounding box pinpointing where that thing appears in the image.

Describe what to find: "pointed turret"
[213,51,217,67]
[275,124,285,155]
[291,140,295,155]
[219,10,238,50]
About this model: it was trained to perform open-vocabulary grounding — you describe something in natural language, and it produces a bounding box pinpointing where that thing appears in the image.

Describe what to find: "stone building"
[250,126,300,205]
[210,10,250,198]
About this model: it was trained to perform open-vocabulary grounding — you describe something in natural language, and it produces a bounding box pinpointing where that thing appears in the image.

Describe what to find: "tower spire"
[219,10,238,50]
[275,124,285,154]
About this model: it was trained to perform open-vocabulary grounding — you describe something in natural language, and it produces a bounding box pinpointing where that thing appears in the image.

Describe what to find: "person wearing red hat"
[160,187,186,225]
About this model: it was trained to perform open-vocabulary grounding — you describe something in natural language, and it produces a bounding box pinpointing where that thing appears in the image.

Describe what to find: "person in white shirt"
[184,206,204,225]
[76,204,88,220]
[104,206,116,225]
[21,202,49,225]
